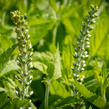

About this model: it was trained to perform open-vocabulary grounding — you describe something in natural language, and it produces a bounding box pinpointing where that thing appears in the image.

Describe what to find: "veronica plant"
[11,11,33,100]
[72,5,98,82]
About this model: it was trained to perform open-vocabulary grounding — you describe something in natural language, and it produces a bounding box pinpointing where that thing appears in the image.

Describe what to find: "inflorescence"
[72,5,98,82]
[11,11,33,100]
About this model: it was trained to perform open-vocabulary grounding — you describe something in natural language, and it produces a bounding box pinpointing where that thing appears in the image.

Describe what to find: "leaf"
[55,96,80,108]
[0,44,17,73]
[52,46,61,80]
[1,78,17,98]
[4,98,31,109]
[49,0,58,12]
[0,93,37,109]
[33,51,53,62]
[0,60,19,77]
[36,0,49,10]
[29,22,54,45]
[33,61,47,74]
[56,23,66,50]
[33,47,61,80]
[39,95,78,109]
[84,76,98,91]
[0,92,10,108]
[0,87,8,92]
[90,12,109,58]
[0,24,13,53]
[61,43,73,78]
[31,79,45,101]
[50,80,72,98]
[72,80,106,108]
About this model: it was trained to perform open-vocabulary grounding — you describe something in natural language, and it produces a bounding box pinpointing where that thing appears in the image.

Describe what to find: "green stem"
[101,87,106,103]
[45,81,50,109]
[53,25,57,46]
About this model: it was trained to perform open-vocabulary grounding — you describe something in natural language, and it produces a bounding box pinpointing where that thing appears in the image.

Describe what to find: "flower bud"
[73,62,76,66]
[71,67,74,70]
[73,52,78,58]
[81,68,85,71]
[30,91,34,95]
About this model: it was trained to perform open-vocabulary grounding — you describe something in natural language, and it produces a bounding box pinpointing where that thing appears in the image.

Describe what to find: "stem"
[45,81,50,109]
[53,25,57,46]
[101,87,106,103]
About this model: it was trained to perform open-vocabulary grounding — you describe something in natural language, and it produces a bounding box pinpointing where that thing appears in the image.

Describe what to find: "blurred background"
[0,0,109,108]
[0,0,109,55]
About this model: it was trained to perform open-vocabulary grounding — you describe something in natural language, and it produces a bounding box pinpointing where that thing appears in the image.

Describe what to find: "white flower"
[27,34,30,39]
[29,44,32,49]
[29,62,33,68]
[30,91,34,95]
[29,75,33,79]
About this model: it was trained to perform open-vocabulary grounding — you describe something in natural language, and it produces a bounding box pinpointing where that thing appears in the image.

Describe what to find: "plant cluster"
[72,5,98,82]
[11,11,33,100]
[0,0,109,109]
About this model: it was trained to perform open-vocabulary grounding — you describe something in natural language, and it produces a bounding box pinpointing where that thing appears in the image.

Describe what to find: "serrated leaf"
[0,60,19,77]
[72,80,106,108]
[33,48,61,80]
[33,51,53,62]
[4,98,30,109]
[33,61,47,74]
[55,96,80,108]
[0,44,17,73]
[52,46,61,80]
[50,80,72,98]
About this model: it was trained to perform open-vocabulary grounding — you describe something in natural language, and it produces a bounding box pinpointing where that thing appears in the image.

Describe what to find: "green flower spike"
[72,5,98,83]
[11,11,33,100]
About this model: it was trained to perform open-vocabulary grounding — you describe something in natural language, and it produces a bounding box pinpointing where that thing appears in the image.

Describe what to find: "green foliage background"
[0,0,109,109]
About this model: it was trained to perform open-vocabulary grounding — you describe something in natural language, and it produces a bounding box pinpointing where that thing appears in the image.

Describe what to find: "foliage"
[0,0,109,109]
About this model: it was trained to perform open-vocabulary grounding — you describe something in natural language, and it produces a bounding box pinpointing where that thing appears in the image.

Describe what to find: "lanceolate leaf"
[72,80,106,108]
[0,60,19,77]
[0,92,9,108]
[0,44,17,73]
[33,61,47,74]
[50,80,72,98]
[0,87,7,92]
[55,96,80,107]
[49,0,58,12]
[52,46,61,80]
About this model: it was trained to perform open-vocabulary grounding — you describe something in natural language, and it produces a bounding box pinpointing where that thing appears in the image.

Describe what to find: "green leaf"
[0,92,9,108]
[50,80,72,98]
[90,12,109,58]
[33,61,47,74]
[55,96,80,108]
[49,0,58,12]
[31,79,45,101]
[72,80,106,108]
[0,24,13,53]
[4,98,31,109]
[52,46,61,80]
[0,87,8,92]
[0,60,19,77]
[1,78,17,98]
[33,47,61,80]
[33,51,53,62]
[30,22,54,45]
[0,44,17,73]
